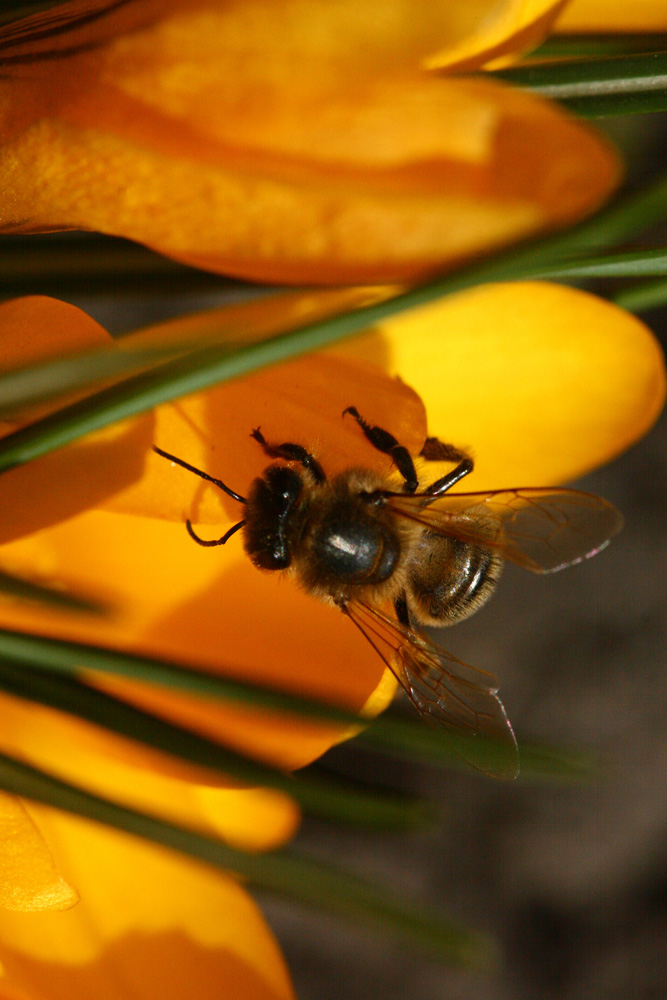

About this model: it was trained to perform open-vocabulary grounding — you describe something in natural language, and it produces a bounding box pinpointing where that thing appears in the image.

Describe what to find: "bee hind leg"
[422,458,474,504]
[343,406,418,493]
[250,427,326,483]
[419,437,472,464]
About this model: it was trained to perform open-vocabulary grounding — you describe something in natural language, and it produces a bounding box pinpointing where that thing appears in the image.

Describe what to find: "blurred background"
[1,108,665,1000]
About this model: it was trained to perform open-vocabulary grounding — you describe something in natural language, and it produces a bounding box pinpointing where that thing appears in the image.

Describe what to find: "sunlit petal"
[0,809,295,1000]
[331,281,666,487]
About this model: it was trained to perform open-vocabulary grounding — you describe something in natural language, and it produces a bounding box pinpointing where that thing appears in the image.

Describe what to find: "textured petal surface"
[0,809,295,1000]
[0,796,77,912]
[0,4,620,283]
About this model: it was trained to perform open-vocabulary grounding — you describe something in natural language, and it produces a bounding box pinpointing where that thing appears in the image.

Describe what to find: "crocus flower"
[0,0,621,283]
[0,280,663,993]
[0,280,663,777]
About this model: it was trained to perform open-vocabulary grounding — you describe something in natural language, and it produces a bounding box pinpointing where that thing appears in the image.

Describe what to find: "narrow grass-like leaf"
[0,657,430,831]
[0,339,205,418]
[0,571,106,614]
[527,247,667,281]
[0,750,493,966]
[494,51,667,118]
[2,174,667,472]
[613,277,667,312]
[533,34,667,60]
[0,626,596,782]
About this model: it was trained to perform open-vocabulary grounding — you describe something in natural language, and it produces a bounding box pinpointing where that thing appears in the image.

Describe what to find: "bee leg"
[422,459,474,504]
[342,406,418,493]
[250,427,326,483]
[419,437,472,464]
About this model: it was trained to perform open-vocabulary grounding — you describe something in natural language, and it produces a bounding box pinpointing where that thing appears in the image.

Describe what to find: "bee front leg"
[250,427,326,483]
[343,406,418,493]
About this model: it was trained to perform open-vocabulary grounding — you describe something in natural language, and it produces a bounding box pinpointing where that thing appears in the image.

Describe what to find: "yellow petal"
[426,0,568,71]
[0,809,295,1000]
[557,0,667,30]
[0,795,77,913]
[331,281,666,488]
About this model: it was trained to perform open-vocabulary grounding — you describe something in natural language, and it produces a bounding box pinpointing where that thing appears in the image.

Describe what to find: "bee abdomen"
[407,534,502,627]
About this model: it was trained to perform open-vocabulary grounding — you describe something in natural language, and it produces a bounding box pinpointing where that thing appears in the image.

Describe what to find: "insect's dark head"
[243,464,305,570]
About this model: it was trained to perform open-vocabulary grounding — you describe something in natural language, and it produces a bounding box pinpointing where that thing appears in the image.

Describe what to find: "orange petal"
[0,2,553,81]
[108,348,425,523]
[0,5,620,283]
[0,809,295,1000]
[0,795,77,912]
[0,288,394,541]
[332,281,666,488]
[0,692,299,852]
[0,508,392,773]
[556,0,667,30]
[0,297,154,544]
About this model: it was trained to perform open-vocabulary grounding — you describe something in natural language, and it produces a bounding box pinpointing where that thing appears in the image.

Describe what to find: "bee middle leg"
[251,427,326,483]
[343,406,418,493]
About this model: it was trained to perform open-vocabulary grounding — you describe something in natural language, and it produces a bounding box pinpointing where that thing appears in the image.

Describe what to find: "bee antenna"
[186,519,245,547]
[153,446,247,504]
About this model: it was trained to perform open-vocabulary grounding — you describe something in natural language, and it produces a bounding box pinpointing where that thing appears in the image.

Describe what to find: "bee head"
[243,464,305,570]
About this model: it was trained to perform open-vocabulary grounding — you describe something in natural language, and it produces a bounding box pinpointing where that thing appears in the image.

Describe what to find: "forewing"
[388,487,623,573]
[345,601,519,779]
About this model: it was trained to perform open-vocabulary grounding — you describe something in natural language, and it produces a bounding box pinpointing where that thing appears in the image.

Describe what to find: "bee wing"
[345,601,519,779]
[388,487,623,573]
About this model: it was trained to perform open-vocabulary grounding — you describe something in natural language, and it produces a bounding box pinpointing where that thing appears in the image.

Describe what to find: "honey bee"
[154,407,622,779]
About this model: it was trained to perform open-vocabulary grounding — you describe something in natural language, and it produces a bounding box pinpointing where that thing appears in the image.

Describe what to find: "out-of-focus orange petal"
[557,0,667,30]
[0,795,77,913]
[0,2,549,84]
[0,297,108,370]
[0,2,620,283]
[0,297,154,544]
[0,693,299,851]
[0,809,295,1000]
[426,0,568,71]
[332,281,666,488]
[0,507,392,772]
